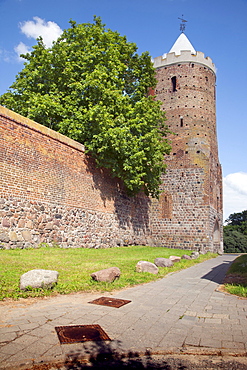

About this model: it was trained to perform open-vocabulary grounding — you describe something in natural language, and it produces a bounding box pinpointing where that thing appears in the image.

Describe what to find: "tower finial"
[178,15,187,33]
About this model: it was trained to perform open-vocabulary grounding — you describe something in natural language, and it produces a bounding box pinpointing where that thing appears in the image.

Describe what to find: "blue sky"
[0,0,247,220]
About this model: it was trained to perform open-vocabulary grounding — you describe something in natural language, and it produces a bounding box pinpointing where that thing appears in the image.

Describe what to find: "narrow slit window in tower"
[180,116,184,127]
[171,76,177,92]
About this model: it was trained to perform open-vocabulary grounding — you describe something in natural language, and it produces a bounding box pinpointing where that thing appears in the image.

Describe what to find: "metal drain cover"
[89,297,131,308]
[55,324,111,344]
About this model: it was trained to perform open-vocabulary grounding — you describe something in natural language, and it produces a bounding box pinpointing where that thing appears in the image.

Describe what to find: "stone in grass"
[136,261,158,274]
[181,254,192,260]
[154,257,173,267]
[91,267,121,283]
[191,251,200,259]
[20,269,59,290]
[169,256,181,263]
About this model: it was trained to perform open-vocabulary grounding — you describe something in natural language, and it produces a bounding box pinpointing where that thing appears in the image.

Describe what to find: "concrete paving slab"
[0,332,18,343]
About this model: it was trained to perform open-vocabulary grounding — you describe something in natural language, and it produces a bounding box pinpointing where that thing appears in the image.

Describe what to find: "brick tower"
[151,32,223,253]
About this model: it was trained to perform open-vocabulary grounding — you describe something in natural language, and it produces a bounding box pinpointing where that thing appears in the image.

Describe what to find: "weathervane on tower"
[178,15,187,33]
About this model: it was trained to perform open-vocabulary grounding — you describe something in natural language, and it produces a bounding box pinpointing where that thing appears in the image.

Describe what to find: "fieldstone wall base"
[0,197,151,250]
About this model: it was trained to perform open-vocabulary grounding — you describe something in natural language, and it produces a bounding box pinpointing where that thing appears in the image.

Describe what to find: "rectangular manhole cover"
[89,297,131,308]
[55,324,111,344]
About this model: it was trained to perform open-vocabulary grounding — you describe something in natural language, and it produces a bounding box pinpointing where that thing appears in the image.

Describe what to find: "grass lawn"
[0,245,216,301]
[223,254,247,298]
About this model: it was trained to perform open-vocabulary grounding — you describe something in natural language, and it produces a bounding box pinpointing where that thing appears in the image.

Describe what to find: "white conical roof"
[153,33,215,73]
[169,33,196,55]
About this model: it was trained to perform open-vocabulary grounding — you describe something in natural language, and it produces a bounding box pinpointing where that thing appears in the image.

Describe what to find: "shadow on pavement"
[61,341,174,369]
[48,341,247,370]
[21,351,247,370]
[201,261,234,284]
[64,350,175,369]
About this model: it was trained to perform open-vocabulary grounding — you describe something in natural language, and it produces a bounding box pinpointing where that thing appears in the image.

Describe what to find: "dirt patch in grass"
[223,274,247,286]
[218,272,247,298]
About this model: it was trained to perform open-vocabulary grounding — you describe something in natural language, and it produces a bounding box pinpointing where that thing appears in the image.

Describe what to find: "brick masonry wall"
[151,59,223,252]
[0,107,151,249]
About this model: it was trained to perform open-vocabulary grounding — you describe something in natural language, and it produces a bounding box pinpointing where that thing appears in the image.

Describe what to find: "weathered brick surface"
[151,53,223,252]
[0,107,151,249]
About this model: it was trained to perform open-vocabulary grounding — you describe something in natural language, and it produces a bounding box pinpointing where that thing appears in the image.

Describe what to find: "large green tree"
[0,17,171,198]
[224,210,247,253]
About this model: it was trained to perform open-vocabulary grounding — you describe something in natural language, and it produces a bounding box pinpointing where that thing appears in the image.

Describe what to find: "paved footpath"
[0,254,247,369]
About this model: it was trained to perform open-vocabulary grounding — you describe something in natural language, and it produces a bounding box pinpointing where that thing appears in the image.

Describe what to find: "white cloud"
[224,172,247,196]
[14,42,31,61]
[223,172,247,221]
[19,16,62,48]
